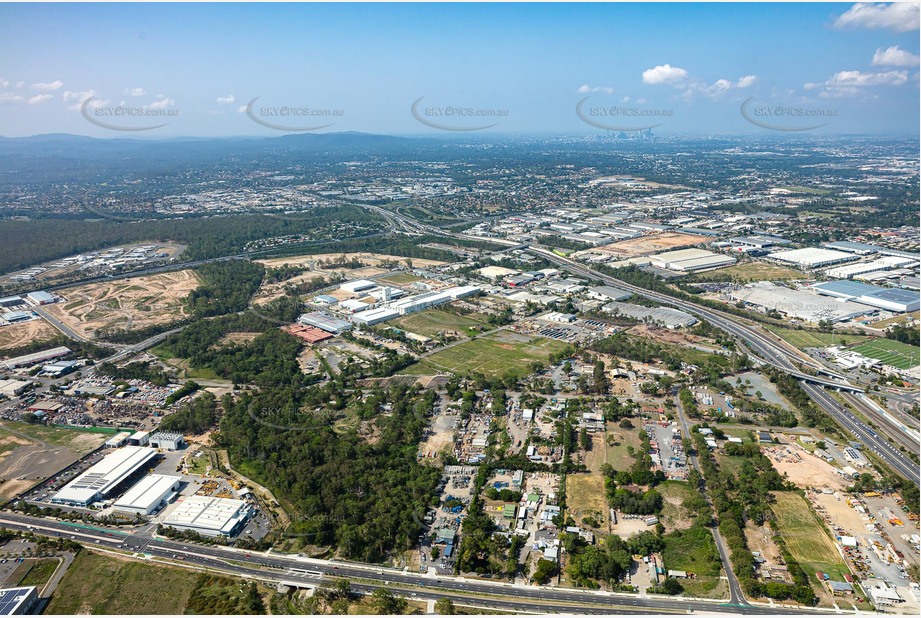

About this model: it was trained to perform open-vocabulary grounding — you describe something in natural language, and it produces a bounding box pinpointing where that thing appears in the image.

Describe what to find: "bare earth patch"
[0,318,59,351]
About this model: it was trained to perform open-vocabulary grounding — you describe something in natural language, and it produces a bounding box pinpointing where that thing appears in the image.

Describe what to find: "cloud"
[125,87,146,96]
[0,78,8,88]
[0,92,24,103]
[15,81,25,89]
[148,96,175,110]
[642,64,688,85]
[833,3,920,32]
[216,94,236,104]
[28,94,53,104]
[31,80,64,91]
[237,104,247,113]
[872,45,921,67]
[736,75,757,88]
[577,85,615,95]
[62,89,101,110]
[827,69,908,87]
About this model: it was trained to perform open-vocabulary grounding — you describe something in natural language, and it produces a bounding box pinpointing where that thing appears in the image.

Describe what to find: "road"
[0,512,822,615]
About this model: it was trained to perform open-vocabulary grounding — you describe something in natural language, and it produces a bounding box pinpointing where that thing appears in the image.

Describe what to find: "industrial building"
[388,286,480,316]
[0,587,38,615]
[148,431,186,451]
[1,346,71,370]
[603,302,697,328]
[811,281,921,313]
[587,285,632,302]
[339,279,377,294]
[25,291,55,306]
[478,265,519,280]
[163,495,250,537]
[822,240,882,255]
[824,257,918,280]
[767,248,858,269]
[728,235,792,249]
[648,248,736,273]
[729,282,875,323]
[105,431,132,448]
[51,446,158,507]
[297,312,352,334]
[0,296,23,308]
[127,430,150,446]
[112,474,181,515]
[351,307,400,326]
[0,379,31,398]
[0,311,32,324]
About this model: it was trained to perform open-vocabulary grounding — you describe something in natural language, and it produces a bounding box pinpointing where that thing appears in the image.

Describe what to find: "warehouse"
[648,248,736,272]
[587,286,632,302]
[0,311,33,324]
[388,286,480,316]
[728,235,791,249]
[51,446,158,507]
[163,495,251,537]
[0,296,23,308]
[148,431,186,451]
[824,257,918,279]
[478,265,519,280]
[0,379,31,398]
[127,430,150,446]
[351,307,399,326]
[767,248,858,268]
[822,241,882,255]
[812,281,921,313]
[112,474,181,515]
[339,279,377,294]
[1,346,71,370]
[297,312,352,334]
[25,291,55,306]
[105,431,132,448]
[729,282,874,323]
[603,302,697,328]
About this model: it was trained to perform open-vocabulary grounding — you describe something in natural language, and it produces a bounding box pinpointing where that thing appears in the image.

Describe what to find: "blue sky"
[1,2,918,137]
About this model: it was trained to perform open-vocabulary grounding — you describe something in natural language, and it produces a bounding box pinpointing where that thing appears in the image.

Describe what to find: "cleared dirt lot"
[46,270,200,339]
[597,232,709,257]
[765,441,849,491]
[0,318,59,351]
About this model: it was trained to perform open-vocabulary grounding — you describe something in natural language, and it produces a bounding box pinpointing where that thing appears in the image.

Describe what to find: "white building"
[149,431,185,451]
[112,474,181,515]
[163,496,250,537]
[767,248,858,269]
[340,279,377,294]
[51,446,158,507]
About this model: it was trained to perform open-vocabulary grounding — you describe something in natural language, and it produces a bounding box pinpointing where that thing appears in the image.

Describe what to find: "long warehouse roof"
[52,446,157,505]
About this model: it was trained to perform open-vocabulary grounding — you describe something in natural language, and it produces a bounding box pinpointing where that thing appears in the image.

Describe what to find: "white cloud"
[642,64,689,85]
[0,78,8,88]
[872,45,920,67]
[216,94,236,104]
[28,94,53,104]
[62,89,101,111]
[0,92,23,103]
[237,104,247,113]
[737,75,757,88]
[148,96,175,110]
[15,81,25,89]
[31,80,63,91]
[125,87,146,96]
[827,69,908,87]
[833,3,920,32]
[576,85,615,95]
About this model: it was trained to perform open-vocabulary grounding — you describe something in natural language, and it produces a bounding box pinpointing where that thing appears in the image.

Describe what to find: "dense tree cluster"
[160,392,218,434]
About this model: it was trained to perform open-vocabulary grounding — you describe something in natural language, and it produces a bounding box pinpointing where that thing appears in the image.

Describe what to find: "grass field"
[391,308,492,339]
[0,421,108,454]
[868,311,920,329]
[46,551,198,614]
[658,481,699,532]
[18,558,59,588]
[662,525,724,597]
[765,325,872,350]
[850,338,919,369]
[771,492,849,582]
[566,473,608,530]
[403,331,568,379]
[690,262,806,283]
[376,272,424,285]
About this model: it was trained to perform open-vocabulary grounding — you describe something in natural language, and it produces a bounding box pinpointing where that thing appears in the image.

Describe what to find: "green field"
[851,338,919,369]
[376,272,424,285]
[662,525,724,597]
[0,421,108,454]
[18,558,59,588]
[403,331,568,379]
[45,551,198,614]
[658,481,699,532]
[765,325,872,350]
[690,262,806,283]
[771,492,849,582]
[868,311,920,329]
[391,308,491,339]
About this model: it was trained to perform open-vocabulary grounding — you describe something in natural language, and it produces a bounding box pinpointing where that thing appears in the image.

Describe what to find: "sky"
[0,2,919,137]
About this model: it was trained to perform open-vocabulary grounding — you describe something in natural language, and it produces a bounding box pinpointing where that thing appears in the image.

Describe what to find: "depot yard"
[392,308,492,339]
[404,331,568,379]
[850,339,919,369]
[44,269,201,339]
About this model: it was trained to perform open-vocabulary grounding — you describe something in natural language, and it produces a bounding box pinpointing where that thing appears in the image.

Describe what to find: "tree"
[532,559,557,584]
[435,597,456,615]
[370,588,407,615]
[593,359,609,394]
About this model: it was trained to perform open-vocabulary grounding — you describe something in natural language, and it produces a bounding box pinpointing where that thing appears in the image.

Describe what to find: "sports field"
[765,325,871,349]
[771,491,849,581]
[404,330,568,379]
[391,308,491,339]
[851,338,919,369]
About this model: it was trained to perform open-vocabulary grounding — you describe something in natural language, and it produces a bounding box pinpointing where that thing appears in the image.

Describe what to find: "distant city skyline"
[1,2,919,137]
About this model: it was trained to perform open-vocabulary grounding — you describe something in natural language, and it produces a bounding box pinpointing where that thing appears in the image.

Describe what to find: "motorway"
[0,512,822,615]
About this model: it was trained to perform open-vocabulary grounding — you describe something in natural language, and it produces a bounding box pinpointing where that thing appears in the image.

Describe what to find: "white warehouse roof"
[768,248,858,268]
[51,446,157,506]
[163,495,249,537]
[112,474,180,514]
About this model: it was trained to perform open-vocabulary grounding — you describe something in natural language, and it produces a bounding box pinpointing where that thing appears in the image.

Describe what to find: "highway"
[0,513,822,615]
